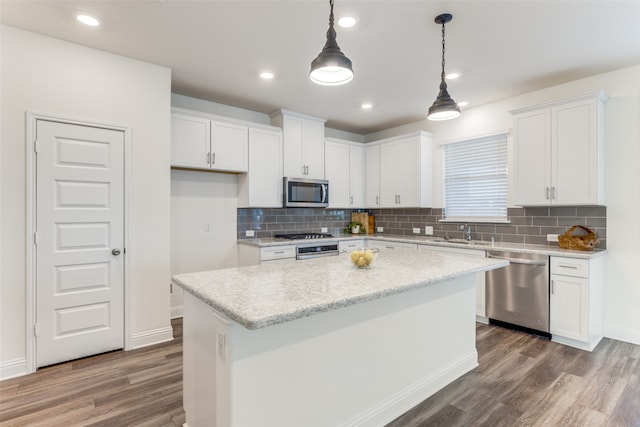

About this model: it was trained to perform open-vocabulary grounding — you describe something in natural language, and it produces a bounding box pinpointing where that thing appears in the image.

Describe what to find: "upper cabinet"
[238,126,283,208]
[171,108,248,173]
[512,92,606,206]
[324,138,364,208]
[271,110,326,180]
[366,132,433,208]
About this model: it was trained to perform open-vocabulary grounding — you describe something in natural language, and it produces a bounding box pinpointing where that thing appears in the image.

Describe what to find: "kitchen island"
[173,250,508,427]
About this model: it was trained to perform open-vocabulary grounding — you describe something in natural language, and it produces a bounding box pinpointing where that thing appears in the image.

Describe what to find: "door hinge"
[33,323,38,337]
[34,140,39,153]
[33,231,39,245]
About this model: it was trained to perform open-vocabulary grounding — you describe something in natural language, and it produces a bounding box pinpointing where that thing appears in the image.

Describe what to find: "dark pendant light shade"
[310,0,354,86]
[427,13,461,121]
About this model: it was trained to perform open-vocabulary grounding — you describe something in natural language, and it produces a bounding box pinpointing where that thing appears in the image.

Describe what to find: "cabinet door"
[325,140,350,208]
[210,121,248,172]
[552,99,597,204]
[380,137,419,207]
[349,145,365,208]
[550,274,589,341]
[513,109,551,205]
[244,128,283,207]
[365,145,380,208]
[282,117,304,177]
[171,114,211,169]
[302,120,325,179]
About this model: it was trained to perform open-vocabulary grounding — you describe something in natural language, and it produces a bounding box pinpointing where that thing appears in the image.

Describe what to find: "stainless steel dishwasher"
[486,251,550,337]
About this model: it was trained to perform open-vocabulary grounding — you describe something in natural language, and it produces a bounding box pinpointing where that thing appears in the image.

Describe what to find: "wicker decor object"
[558,225,600,251]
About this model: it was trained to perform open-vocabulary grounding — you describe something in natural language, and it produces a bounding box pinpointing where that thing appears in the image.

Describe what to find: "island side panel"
[227,274,477,427]
[183,292,231,427]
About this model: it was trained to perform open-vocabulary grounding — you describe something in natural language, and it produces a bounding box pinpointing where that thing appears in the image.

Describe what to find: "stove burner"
[275,233,334,240]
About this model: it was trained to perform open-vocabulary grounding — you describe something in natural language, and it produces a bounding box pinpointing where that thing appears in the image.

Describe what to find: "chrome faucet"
[465,224,472,241]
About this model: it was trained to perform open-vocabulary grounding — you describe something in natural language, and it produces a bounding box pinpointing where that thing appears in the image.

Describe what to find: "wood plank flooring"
[1,319,639,426]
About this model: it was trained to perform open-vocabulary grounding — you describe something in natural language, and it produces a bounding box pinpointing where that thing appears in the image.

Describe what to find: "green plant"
[344,221,363,234]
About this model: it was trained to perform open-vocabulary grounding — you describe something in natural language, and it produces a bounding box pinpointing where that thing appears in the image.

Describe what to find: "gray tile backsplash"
[238,206,607,249]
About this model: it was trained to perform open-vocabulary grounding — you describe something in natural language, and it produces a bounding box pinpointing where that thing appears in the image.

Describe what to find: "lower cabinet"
[418,245,487,321]
[549,256,603,351]
[238,244,296,266]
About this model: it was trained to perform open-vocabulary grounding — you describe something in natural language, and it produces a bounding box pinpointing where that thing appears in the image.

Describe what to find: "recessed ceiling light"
[457,101,469,107]
[75,12,100,27]
[260,72,274,80]
[445,72,461,80]
[361,103,373,109]
[338,16,357,28]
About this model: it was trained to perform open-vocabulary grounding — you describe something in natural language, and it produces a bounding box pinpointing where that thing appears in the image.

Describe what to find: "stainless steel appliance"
[274,233,339,260]
[283,177,329,208]
[486,251,550,337]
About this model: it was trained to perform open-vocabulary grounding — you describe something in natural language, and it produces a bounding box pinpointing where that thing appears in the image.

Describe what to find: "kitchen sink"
[431,238,492,246]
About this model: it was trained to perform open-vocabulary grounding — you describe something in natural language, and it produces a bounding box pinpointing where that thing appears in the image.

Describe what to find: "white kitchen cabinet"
[237,244,296,266]
[550,256,603,351]
[512,92,606,206]
[271,110,326,180]
[367,131,433,208]
[171,109,248,173]
[419,244,487,321]
[324,138,364,208]
[365,144,380,208]
[238,126,283,207]
[365,240,417,251]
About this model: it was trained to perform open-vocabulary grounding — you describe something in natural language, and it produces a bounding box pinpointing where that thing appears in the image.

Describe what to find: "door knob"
[112,248,121,256]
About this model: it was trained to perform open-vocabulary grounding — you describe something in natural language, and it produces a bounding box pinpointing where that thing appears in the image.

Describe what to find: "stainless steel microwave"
[283,177,329,208]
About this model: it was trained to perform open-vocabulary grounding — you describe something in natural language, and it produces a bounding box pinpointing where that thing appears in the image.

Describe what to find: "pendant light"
[310,0,353,86]
[427,13,461,121]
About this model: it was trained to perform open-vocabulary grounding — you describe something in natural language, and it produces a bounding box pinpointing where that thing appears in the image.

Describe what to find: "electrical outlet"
[377,227,384,233]
[412,227,421,234]
[217,332,226,360]
[547,233,559,242]
[204,223,213,232]
[321,227,328,233]
[425,226,434,235]
[245,230,255,237]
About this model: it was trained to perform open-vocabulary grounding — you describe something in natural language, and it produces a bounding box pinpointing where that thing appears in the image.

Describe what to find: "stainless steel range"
[275,233,339,260]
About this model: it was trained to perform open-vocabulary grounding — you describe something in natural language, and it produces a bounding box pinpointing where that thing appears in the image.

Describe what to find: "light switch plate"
[412,227,421,234]
[547,233,559,242]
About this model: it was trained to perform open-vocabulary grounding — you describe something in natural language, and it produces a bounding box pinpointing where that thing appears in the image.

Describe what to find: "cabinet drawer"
[366,241,417,251]
[260,245,296,261]
[339,240,365,252]
[551,257,589,278]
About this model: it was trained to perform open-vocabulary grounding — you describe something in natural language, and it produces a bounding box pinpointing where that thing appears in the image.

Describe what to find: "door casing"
[25,111,133,374]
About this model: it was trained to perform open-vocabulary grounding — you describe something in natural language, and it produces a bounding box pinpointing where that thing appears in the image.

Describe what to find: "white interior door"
[35,119,124,367]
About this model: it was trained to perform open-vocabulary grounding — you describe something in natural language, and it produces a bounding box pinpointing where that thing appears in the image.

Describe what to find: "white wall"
[366,65,640,345]
[170,170,239,317]
[0,25,172,378]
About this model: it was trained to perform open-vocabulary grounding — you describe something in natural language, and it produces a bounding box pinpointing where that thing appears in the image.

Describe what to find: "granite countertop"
[238,234,607,259]
[172,250,508,330]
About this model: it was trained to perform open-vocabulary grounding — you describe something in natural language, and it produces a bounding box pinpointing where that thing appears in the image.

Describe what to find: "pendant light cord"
[440,20,446,82]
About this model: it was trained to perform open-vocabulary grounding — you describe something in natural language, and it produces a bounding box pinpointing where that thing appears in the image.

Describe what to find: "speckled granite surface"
[172,250,509,330]
[238,234,607,259]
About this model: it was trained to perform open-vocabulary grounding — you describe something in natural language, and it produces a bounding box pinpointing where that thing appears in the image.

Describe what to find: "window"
[442,133,508,222]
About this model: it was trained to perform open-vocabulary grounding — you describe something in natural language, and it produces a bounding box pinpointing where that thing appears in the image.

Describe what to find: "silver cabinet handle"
[350,196,353,205]
[376,196,379,205]
[558,264,578,269]
[552,186,556,200]
[207,152,211,165]
[551,279,555,295]
[212,152,216,164]
[546,187,550,200]
[112,248,121,256]
[398,195,401,204]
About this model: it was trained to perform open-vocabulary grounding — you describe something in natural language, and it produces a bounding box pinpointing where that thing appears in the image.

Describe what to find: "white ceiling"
[2,1,639,134]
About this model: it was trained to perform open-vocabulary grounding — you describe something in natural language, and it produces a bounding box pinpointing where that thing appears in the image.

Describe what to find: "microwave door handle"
[321,184,327,203]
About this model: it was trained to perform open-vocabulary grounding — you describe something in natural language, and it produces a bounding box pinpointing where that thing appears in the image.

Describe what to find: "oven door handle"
[487,254,547,266]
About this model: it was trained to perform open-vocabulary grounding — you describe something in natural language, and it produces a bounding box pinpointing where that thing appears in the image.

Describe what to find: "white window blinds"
[442,133,508,222]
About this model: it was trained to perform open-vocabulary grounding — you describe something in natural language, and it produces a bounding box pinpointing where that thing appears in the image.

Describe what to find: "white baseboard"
[605,326,640,346]
[171,305,184,319]
[343,350,478,427]
[130,325,174,349]
[0,358,28,381]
